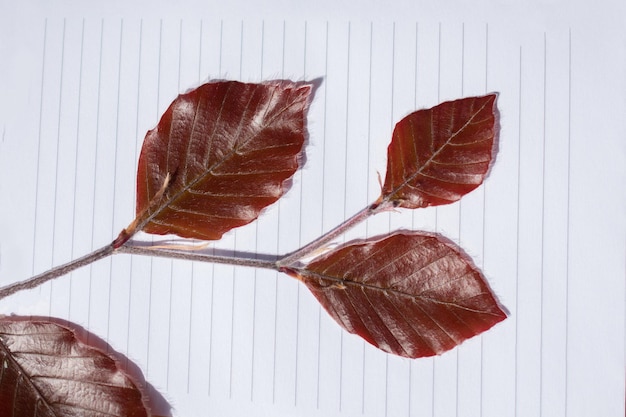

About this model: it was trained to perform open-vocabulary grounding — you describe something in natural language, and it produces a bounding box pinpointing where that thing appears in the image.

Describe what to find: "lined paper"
[1,3,624,417]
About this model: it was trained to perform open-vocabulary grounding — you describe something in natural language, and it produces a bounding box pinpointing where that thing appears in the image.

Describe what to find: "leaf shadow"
[7,315,173,417]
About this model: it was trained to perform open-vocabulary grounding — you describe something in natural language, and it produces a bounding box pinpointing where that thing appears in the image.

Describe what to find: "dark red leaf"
[287,231,506,358]
[381,94,498,208]
[0,318,149,417]
[135,80,312,240]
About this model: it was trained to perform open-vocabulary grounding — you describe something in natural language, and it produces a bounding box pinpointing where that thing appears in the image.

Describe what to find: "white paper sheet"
[1,1,624,416]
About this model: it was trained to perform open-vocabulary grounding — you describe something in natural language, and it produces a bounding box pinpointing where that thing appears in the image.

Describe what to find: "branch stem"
[118,243,280,271]
[0,198,392,301]
[0,243,115,301]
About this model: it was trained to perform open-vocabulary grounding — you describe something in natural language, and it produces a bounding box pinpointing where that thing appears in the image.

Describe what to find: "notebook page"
[0,2,624,417]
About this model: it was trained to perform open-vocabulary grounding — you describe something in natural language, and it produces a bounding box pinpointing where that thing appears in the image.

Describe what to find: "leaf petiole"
[277,198,395,267]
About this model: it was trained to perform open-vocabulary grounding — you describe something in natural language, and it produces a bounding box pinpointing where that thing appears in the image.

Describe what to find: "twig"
[0,198,393,300]
[0,244,115,301]
[118,241,280,271]
[277,199,394,267]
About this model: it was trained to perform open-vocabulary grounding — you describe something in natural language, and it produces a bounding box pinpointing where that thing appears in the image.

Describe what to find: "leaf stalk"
[277,199,394,267]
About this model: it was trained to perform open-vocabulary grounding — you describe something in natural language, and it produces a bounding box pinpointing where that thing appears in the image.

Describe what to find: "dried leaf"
[381,94,498,208]
[135,80,312,240]
[286,232,506,358]
[0,318,149,417]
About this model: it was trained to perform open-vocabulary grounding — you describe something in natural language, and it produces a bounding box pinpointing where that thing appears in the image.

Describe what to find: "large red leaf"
[381,94,498,208]
[284,232,506,358]
[0,318,149,417]
[135,80,311,240]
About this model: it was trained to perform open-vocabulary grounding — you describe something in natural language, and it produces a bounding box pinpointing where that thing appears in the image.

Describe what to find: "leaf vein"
[385,293,437,356]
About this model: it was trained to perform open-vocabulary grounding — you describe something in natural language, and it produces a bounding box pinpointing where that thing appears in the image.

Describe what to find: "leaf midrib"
[300,269,502,317]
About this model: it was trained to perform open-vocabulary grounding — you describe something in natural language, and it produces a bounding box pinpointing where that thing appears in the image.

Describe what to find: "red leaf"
[0,318,149,417]
[381,94,498,208]
[135,80,312,240]
[287,232,506,358]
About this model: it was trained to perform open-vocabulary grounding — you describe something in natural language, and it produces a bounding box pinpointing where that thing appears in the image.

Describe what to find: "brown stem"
[0,243,116,301]
[277,199,394,267]
[0,195,395,300]
[118,241,280,271]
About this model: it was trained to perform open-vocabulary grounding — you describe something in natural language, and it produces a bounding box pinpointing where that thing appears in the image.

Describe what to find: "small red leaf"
[291,232,506,358]
[381,94,498,208]
[0,318,149,417]
[135,80,312,240]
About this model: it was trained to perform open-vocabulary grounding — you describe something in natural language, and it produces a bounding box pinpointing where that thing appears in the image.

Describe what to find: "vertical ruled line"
[186,19,203,393]
[362,21,373,414]
[228,20,245,400]
[539,31,547,417]
[515,46,523,417]
[315,21,329,410]
[434,22,441,232]
[69,19,86,320]
[384,21,396,417]
[165,19,184,392]
[188,19,203,388]
[106,18,124,348]
[277,18,286,404]
[456,21,466,417]
[134,19,144,196]
[49,19,67,316]
[51,18,67,265]
[218,20,223,74]
[208,19,224,396]
[250,20,265,403]
[431,21,443,417]
[407,20,420,417]
[269,19,288,404]
[177,20,183,91]
[198,20,203,80]
[87,19,105,335]
[227,21,238,396]
[461,23,465,95]
[33,19,48,277]
[145,17,163,396]
[165,258,173,390]
[390,21,396,133]
[293,19,308,407]
[338,20,351,414]
[480,22,489,417]
[408,20,419,417]
[365,21,374,234]
[564,28,572,417]
[437,22,441,102]
[127,18,143,373]
[271,15,280,389]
